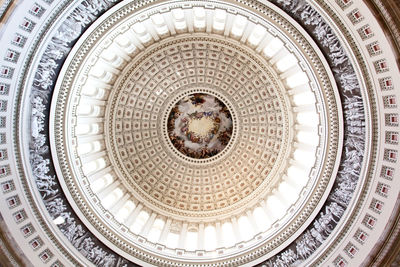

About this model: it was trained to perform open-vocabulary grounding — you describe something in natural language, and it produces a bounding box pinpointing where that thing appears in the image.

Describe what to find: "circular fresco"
[167,93,233,159]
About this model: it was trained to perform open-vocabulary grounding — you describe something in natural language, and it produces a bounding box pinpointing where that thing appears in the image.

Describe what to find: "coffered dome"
[0,0,399,266]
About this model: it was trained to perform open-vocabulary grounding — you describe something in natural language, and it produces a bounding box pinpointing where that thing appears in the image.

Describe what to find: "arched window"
[115,200,135,222]
[213,9,227,32]
[102,187,123,209]
[147,218,165,243]
[263,38,283,58]
[186,230,198,251]
[253,207,270,230]
[222,222,235,247]
[204,225,217,251]
[166,232,179,249]
[238,216,254,241]
[130,210,149,234]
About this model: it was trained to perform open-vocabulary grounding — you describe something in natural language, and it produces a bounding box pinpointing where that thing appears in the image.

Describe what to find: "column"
[269,47,289,64]
[294,123,315,132]
[231,217,242,244]
[260,200,273,225]
[88,166,112,183]
[288,83,309,96]
[124,203,143,226]
[140,212,157,237]
[294,141,313,151]
[289,158,308,171]
[109,193,130,214]
[159,218,172,244]
[293,104,315,113]
[178,222,188,248]
[239,21,253,43]
[223,13,234,36]
[97,180,120,199]
[197,223,205,250]
[255,32,274,53]
[280,65,301,79]
[216,222,223,248]
[246,210,259,233]
[272,188,289,207]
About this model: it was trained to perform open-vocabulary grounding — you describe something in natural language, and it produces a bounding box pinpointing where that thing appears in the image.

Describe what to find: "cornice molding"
[365,0,400,69]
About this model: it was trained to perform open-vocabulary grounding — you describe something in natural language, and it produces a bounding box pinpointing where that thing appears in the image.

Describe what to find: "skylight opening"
[279,182,298,204]
[90,178,106,193]
[231,15,247,37]
[276,54,297,72]
[147,218,165,243]
[92,141,102,152]
[91,173,113,193]
[293,149,316,167]
[103,173,113,184]
[213,9,227,32]
[103,53,124,70]
[193,7,206,29]
[166,232,179,248]
[286,72,308,88]
[115,33,137,54]
[75,124,91,135]
[132,23,152,44]
[77,142,93,155]
[82,157,105,174]
[114,34,130,47]
[248,24,266,46]
[151,14,168,35]
[130,210,149,234]
[263,38,284,58]
[287,166,308,186]
[114,187,123,197]
[86,123,100,135]
[204,225,217,251]
[101,191,118,209]
[115,200,135,222]
[90,64,113,83]
[100,50,118,63]
[115,207,130,222]
[81,84,97,97]
[238,216,254,241]
[296,112,319,126]
[186,230,198,251]
[253,207,270,230]
[131,23,149,41]
[132,23,146,35]
[172,9,186,31]
[297,131,319,147]
[76,104,93,115]
[77,141,102,155]
[222,222,235,248]
[292,91,316,106]
[267,195,286,218]
[151,13,164,25]
[97,158,107,170]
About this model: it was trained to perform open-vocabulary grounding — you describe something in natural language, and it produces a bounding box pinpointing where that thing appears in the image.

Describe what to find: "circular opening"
[167,93,233,159]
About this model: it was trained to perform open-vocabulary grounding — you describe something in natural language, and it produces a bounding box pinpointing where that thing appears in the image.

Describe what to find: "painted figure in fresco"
[167,93,233,159]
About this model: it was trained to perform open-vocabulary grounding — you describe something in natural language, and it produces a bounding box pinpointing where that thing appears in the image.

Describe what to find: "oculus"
[167,93,233,159]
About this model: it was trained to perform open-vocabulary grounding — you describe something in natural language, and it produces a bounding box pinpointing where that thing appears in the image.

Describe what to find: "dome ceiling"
[0,0,399,266]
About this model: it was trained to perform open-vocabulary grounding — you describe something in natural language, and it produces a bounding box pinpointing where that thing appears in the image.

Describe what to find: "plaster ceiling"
[0,0,399,266]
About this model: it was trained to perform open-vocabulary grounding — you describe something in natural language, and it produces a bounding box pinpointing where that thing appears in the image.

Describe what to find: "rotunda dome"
[0,0,399,266]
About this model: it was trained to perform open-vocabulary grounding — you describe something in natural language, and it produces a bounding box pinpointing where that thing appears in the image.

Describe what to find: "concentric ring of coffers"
[50,0,342,264]
[107,36,290,214]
